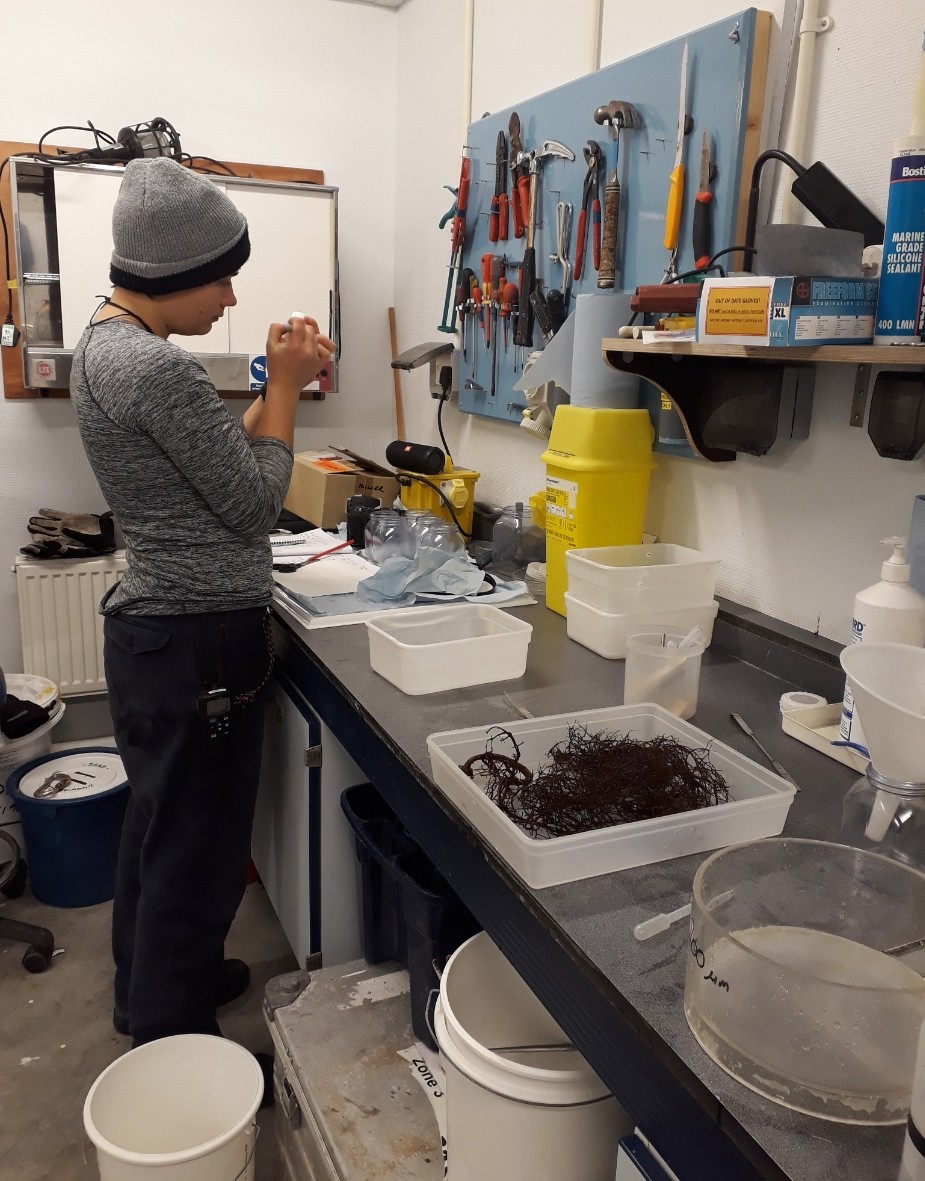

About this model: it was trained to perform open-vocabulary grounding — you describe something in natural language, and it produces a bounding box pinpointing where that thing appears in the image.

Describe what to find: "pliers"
[574,140,604,282]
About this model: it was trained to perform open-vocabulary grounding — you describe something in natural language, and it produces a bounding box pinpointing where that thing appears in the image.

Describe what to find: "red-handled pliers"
[574,140,604,282]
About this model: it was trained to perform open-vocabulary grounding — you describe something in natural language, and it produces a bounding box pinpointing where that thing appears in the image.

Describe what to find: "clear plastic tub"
[564,594,718,660]
[366,605,532,695]
[684,838,925,1125]
[566,544,719,615]
[427,705,795,887]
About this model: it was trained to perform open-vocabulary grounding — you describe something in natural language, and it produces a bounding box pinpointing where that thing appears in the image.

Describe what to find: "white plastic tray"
[566,544,719,616]
[367,604,532,695]
[427,705,796,888]
[565,595,718,660]
[780,702,868,774]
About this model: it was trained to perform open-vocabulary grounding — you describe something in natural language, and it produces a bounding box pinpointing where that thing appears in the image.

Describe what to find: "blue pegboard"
[455,8,769,436]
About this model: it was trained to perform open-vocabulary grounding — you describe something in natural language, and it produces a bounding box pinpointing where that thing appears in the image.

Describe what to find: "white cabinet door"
[253,675,363,970]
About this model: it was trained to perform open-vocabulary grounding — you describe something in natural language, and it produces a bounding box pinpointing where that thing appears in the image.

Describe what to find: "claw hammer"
[513,139,575,349]
[593,101,642,290]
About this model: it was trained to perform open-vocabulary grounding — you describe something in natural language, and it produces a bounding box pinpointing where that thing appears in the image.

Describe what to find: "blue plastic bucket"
[7,748,128,908]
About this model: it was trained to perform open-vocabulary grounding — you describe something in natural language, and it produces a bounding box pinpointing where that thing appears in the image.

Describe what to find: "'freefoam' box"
[696,275,879,347]
[284,450,400,528]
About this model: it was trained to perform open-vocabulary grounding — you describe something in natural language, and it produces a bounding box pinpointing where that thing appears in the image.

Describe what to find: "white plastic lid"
[15,751,125,802]
[881,536,911,583]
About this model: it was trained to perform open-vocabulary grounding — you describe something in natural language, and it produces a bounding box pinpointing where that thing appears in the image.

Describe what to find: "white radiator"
[14,552,127,695]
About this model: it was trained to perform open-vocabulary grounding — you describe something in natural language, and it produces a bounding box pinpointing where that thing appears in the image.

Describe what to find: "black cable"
[182,155,238,177]
[744,149,807,267]
[667,246,759,284]
[397,473,472,537]
[436,394,453,461]
[35,121,119,164]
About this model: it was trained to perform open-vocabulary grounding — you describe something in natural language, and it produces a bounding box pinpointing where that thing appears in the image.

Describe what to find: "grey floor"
[0,875,297,1179]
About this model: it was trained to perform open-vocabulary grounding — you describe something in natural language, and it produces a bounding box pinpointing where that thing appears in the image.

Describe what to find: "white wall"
[395,0,925,643]
[0,0,400,673]
[2,0,923,674]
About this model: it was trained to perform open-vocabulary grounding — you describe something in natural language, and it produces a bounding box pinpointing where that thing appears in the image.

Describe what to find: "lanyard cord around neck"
[93,296,156,336]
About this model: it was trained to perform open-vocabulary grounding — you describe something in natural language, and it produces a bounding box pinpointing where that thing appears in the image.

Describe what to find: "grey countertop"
[275,598,905,1181]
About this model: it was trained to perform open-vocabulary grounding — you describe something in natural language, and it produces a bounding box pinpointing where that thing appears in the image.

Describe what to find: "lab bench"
[266,597,902,1181]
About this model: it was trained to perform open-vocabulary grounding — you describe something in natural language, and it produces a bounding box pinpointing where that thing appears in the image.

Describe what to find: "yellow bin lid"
[541,406,655,473]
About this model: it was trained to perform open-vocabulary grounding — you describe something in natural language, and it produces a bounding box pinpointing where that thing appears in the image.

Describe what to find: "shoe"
[112,958,252,1035]
[255,1052,275,1109]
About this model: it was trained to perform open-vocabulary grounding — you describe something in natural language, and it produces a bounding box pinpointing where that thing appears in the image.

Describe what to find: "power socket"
[1,322,20,347]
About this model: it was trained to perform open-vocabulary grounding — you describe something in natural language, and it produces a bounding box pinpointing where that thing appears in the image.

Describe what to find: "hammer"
[513,139,575,349]
[593,101,642,289]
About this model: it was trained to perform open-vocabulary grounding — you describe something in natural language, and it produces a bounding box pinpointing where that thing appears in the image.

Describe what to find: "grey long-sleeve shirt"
[70,320,293,615]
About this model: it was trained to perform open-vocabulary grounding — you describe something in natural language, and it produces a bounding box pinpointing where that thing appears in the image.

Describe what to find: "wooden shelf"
[602,339,925,365]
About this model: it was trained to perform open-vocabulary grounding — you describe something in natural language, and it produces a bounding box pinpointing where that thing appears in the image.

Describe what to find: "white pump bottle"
[839,537,925,753]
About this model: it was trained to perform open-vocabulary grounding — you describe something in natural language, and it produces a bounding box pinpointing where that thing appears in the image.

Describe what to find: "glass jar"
[364,509,415,565]
[491,503,545,577]
[402,510,437,553]
[425,521,465,556]
[841,765,925,872]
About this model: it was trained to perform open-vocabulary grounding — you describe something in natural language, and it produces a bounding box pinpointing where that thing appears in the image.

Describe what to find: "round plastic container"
[434,932,628,1180]
[684,838,925,1124]
[84,1034,263,1181]
[7,748,128,907]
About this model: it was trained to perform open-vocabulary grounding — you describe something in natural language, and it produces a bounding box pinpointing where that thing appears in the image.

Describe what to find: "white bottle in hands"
[840,537,925,753]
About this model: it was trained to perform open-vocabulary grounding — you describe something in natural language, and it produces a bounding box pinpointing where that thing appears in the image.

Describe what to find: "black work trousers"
[103,606,271,1046]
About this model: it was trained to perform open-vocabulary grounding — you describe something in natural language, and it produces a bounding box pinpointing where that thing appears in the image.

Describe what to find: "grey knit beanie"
[110,158,250,295]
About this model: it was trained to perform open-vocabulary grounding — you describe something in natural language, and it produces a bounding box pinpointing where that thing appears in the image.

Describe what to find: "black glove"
[21,509,115,560]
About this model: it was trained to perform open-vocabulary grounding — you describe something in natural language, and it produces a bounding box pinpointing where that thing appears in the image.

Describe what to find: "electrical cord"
[744,149,807,263]
[396,473,472,538]
[436,394,453,462]
[181,154,238,177]
[35,121,118,163]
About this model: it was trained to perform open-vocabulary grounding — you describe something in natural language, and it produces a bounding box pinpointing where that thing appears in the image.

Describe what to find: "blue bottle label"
[874,152,925,342]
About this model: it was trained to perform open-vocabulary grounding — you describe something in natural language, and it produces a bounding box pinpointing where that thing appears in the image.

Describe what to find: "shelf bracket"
[850,364,871,428]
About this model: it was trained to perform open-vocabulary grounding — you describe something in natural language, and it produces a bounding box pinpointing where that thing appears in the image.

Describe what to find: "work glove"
[21,508,116,560]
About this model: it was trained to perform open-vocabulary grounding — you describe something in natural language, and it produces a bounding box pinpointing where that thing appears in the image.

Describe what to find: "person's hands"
[265,314,335,397]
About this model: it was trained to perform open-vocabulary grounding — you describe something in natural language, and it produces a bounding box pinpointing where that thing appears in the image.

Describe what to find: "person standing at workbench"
[70,157,334,1051]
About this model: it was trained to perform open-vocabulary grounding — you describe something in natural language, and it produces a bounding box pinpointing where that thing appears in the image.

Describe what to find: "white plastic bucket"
[83,1035,263,1181]
[434,933,629,1180]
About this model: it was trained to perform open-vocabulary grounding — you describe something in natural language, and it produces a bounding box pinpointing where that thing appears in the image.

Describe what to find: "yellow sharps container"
[541,406,655,616]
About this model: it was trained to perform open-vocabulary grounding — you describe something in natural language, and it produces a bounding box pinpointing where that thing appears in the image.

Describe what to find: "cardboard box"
[696,275,879,347]
[284,450,400,528]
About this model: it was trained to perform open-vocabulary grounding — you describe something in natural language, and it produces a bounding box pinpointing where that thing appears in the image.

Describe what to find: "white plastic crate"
[366,604,532,695]
[427,705,796,888]
[566,545,719,616]
[564,595,718,660]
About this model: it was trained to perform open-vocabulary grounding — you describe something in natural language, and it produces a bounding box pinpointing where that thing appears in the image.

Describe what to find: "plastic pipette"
[633,903,691,941]
[633,889,735,942]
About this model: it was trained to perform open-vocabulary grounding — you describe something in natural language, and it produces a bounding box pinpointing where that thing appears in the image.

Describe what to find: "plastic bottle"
[839,537,925,751]
[873,31,925,344]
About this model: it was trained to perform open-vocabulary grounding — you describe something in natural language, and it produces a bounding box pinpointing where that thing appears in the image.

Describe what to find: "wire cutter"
[573,140,603,282]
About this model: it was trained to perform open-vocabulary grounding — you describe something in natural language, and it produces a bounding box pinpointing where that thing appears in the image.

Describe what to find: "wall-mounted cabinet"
[2,142,338,399]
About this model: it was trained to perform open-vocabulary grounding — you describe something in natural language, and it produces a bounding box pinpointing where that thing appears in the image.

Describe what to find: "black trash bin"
[394,849,482,1051]
[340,784,415,964]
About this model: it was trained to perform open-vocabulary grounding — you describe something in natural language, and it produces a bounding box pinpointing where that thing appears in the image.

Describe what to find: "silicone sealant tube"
[874,32,925,344]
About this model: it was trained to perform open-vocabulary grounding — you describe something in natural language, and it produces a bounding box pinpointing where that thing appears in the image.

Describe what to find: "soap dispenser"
[839,537,925,753]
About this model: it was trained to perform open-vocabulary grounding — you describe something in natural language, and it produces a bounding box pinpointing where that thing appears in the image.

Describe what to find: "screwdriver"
[501,281,517,352]
[481,253,493,349]
[469,273,482,375]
